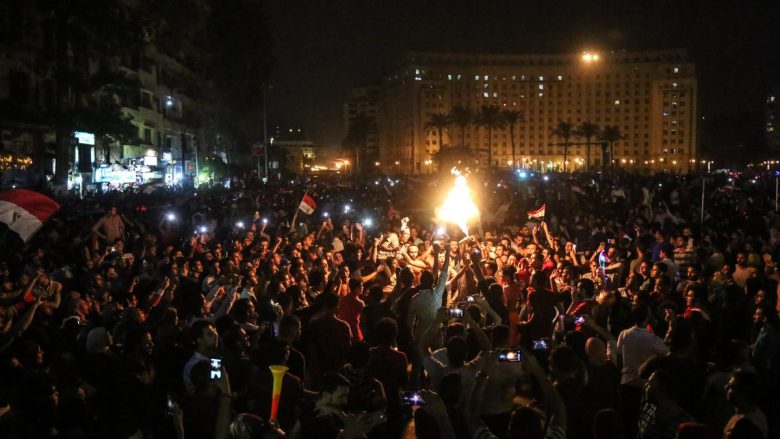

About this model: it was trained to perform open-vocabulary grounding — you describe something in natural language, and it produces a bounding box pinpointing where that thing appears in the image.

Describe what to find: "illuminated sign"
[74,131,95,145]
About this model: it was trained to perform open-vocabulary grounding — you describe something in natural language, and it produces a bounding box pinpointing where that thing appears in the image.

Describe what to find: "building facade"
[116,50,207,187]
[344,85,380,172]
[377,49,698,174]
[269,124,317,175]
[0,5,217,190]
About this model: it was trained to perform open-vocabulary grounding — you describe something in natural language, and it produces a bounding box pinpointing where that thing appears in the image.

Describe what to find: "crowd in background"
[0,169,778,439]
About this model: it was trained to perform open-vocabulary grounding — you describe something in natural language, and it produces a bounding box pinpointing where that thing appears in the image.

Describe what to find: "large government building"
[375,49,698,174]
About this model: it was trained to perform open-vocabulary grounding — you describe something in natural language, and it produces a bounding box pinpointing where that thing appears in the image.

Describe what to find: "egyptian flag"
[527,203,546,219]
[298,193,316,215]
[0,189,60,242]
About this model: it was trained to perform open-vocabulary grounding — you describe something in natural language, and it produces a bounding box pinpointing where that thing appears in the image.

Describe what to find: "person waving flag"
[298,193,317,215]
[528,203,546,219]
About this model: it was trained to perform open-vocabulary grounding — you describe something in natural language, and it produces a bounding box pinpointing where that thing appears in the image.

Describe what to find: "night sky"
[264,0,780,150]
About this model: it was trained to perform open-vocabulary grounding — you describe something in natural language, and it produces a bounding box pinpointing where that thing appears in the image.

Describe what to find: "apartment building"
[377,49,698,174]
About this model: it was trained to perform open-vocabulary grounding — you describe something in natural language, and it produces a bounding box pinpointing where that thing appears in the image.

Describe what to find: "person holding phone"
[407,245,450,386]
[183,321,221,394]
[417,307,491,391]
[182,359,233,439]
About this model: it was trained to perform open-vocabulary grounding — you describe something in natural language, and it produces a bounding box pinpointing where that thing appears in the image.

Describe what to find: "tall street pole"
[700,177,705,226]
[263,85,269,182]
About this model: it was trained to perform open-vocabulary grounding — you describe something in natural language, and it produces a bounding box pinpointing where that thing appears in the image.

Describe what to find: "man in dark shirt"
[277,315,306,382]
[303,293,352,379]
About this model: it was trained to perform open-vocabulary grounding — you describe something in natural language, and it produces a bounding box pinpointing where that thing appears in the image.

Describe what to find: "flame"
[436,169,480,235]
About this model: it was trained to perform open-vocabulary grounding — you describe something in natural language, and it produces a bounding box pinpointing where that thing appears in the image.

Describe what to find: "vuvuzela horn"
[269,365,288,421]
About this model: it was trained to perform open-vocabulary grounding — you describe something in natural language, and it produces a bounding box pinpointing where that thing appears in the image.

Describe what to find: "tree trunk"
[410,139,414,175]
[54,125,72,188]
[510,125,516,169]
[53,12,71,188]
[103,139,111,165]
[585,138,591,173]
[610,142,615,170]
[563,143,568,173]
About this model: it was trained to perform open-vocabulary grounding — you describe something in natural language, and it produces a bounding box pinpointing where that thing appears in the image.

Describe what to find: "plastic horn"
[269,365,288,421]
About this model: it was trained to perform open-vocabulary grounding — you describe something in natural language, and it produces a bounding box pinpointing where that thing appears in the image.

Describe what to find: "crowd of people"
[0,169,778,439]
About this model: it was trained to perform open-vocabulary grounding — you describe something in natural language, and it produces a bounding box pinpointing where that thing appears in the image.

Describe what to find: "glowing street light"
[581,51,600,63]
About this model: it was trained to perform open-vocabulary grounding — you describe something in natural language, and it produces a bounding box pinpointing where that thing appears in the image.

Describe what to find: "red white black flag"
[298,193,317,215]
[0,189,60,242]
[527,203,546,219]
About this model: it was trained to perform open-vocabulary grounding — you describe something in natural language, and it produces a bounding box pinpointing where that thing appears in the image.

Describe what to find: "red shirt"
[338,294,365,341]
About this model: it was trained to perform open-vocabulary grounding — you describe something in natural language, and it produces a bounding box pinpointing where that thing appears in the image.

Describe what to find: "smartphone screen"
[497,349,523,362]
[401,391,425,407]
[574,316,585,325]
[533,339,549,350]
[210,358,222,380]
[446,308,464,318]
[165,393,177,416]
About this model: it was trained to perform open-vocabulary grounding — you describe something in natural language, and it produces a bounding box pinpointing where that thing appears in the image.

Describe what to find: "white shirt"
[616,326,668,386]
[183,351,209,394]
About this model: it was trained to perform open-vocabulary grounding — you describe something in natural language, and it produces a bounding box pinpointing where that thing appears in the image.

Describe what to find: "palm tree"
[477,105,506,167]
[575,121,601,173]
[425,113,450,152]
[501,109,523,169]
[448,106,474,148]
[551,120,575,172]
[600,125,625,170]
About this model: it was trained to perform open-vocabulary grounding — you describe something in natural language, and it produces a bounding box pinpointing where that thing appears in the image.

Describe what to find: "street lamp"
[581,51,600,63]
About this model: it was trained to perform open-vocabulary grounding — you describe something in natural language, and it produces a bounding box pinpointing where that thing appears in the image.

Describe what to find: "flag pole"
[288,189,308,235]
